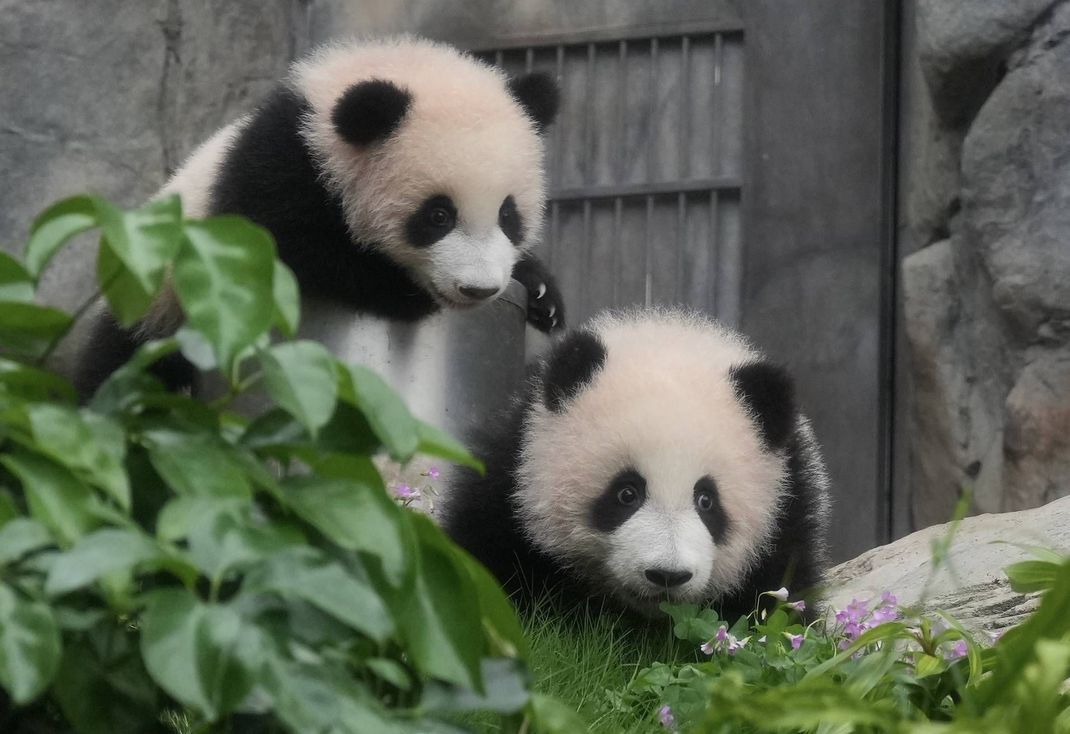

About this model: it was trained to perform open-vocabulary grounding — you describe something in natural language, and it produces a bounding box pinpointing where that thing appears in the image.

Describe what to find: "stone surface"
[917,0,1058,126]
[901,0,1070,527]
[0,0,299,375]
[824,495,1070,637]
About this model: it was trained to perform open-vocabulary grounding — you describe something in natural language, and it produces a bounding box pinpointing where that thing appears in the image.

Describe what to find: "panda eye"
[428,207,452,228]
[695,491,714,512]
[616,486,640,507]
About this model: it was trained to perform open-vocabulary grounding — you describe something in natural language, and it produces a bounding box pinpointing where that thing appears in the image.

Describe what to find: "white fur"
[294,36,546,304]
[515,308,790,610]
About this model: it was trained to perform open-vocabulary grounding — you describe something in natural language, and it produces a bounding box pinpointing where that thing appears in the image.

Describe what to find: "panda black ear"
[730,362,796,450]
[332,79,412,147]
[542,330,607,413]
[508,72,560,133]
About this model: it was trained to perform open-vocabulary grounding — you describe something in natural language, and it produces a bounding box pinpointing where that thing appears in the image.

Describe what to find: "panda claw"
[548,305,556,318]
[550,317,558,329]
[535,283,547,299]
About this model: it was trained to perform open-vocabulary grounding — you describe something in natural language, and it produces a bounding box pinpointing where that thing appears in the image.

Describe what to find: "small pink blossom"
[727,636,749,655]
[787,599,806,613]
[393,482,417,499]
[426,466,441,479]
[700,641,715,656]
[769,587,789,602]
[788,633,804,650]
[945,640,968,661]
[658,705,675,729]
[715,625,728,643]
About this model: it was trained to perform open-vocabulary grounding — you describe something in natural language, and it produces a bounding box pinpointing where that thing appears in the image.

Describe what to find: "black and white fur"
[443,309,831,620]
[75,37,564,397]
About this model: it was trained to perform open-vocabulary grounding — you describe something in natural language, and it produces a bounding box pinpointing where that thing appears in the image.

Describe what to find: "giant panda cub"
[443,309,831,620]
[75,37,564,396]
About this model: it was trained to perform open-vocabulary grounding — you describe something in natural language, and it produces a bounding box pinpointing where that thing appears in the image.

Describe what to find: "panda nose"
[644,568,693,588]
[458,285,500,301]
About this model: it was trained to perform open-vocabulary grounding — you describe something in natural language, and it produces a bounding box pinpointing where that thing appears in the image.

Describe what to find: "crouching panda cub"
[75,37,564,397]
[443,309,831,620]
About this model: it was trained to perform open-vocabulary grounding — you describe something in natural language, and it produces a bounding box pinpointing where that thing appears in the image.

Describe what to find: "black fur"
[588,469,646,533]
[331,79,412,146]
[542,330,605,412]
[730,362,796,450]
[507,73,560,133]
[74,316,197,401]
[443,334,828,624]
[693,476,731,544]
[405,195,457,248]
[498,195,523,246]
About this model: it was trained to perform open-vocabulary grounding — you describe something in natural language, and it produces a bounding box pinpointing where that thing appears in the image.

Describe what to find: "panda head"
[293,37,558,307]
[515,309,797,614]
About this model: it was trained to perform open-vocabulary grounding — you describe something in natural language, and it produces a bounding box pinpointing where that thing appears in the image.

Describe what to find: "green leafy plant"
[0,195,572,733]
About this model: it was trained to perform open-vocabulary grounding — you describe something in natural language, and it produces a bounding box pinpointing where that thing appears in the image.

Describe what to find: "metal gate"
[478,26,744,326]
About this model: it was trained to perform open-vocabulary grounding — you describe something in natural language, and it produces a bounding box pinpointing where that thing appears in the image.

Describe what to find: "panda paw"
[512,254,566,333]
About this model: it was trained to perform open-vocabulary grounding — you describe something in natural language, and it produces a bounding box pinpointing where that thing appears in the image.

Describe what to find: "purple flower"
[787,600,807,613]
[989,628,1007,643]
[393,483,417,499]
[870,604,898,625]
[845,598,868,623]
[880,591,897,607]
[727,636,749,655]
[426,466,441,480]
[945,640,968,661]
[788,633,804,650]
[700,641,715,656]
[769,587,789,602]
[658,705,675,729]
[715,625,728,643]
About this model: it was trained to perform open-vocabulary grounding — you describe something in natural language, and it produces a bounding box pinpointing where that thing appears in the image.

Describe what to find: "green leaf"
[24,194,98,277]
[174,325,218,370]
[97,239,154,326]
[0,358,76,401]
[528,692,588,734]
[173,217,276,371]
[51,625,159,734]
[1005,559,1060,594]
[388,514,484,691]
[0,252,34,302]
[0,583,61,704]
[262,658,397,734]
[366,657,411,691]
[1,451,100,545]
[0,301,72,358]
[416,420,485,472]
[272,260,300,336]
[186,510,304,580]
[421,657,530,714]
[282,469,410,588]
[156,495,245,542]
[26,404,130,510]
[0,518,53,566]
[260,341,338,437]
[914,653,946,678]
[45,528,163,596]
[455,547,527,658]
[141,589,263,720]
[339,363,419,461]
[143,428,252,499]
[245,548,393,642]
[95,195,183,296]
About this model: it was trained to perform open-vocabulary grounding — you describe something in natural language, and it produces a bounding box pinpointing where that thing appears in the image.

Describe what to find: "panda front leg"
[512,251,565,333]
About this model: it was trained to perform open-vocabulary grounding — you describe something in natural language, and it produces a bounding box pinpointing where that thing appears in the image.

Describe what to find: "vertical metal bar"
[612,196,622,306]
[675,191,686,303]
[679,36,691,180]
[707,190,719,315]
[712,33,724,176]
[525,46,534,73]
[647,38,659,183]
[584,42,596,185]
[582,199,592,320]
[616,40,627,182]
[553,45,565,190]
[644,195,654,307]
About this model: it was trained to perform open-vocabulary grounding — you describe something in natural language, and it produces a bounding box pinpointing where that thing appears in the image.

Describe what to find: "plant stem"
[35,263,122,367]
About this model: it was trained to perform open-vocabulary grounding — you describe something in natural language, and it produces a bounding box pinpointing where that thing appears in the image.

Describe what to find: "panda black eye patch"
[588,469,646,533]
[693,476,731,544]
[498,195,524,245]
[405,195,457,248]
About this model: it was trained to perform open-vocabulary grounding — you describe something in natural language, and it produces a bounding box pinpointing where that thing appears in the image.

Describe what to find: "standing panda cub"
[443,309,831,620]
[75,36,564,396]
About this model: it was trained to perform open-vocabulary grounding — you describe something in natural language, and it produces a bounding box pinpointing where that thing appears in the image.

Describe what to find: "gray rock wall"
[0,0,307,371]
[901,0,1070,525]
